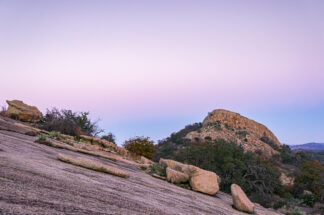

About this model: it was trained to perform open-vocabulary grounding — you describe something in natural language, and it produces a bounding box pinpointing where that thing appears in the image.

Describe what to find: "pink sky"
[1,0,323,145]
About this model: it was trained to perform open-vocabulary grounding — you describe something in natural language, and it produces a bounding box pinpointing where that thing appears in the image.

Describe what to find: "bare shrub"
[38,108,103,137]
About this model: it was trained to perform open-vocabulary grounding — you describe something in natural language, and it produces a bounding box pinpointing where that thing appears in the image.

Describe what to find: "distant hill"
[155,109,282,161]
[290,142,324,151]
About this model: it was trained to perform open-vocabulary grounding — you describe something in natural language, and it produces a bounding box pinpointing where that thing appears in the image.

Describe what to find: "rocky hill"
[185,109,281,157]
[0,115,280,215]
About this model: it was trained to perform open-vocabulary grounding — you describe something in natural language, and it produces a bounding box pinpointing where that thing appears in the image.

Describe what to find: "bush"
[102,132,116,144]
[38,108,103,137]
[123,136,155,159]
[294,160,324,202]
[300,193,316,207]
[148,163,166,177]
[35,134,52,146]
[48,131,65,141]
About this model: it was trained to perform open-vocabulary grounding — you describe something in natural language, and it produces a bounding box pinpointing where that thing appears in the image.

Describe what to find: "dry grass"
[57,153,130,178]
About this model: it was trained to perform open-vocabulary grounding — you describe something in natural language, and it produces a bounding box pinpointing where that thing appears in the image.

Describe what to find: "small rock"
[231,184,254,213]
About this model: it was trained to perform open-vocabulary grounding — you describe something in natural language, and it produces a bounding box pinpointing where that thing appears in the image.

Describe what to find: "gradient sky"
[1,0,323,145]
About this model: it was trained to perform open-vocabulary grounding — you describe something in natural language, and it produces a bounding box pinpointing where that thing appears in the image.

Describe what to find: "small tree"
[38,108,103,137]
[123,136,155,159]
[102,132,116,144]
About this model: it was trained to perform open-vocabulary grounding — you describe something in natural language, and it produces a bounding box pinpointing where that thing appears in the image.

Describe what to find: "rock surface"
[231,184,255,213]
[186,109,281,157]
[0,118,282,215]
[166,167,189,184]
[5,100,42,122]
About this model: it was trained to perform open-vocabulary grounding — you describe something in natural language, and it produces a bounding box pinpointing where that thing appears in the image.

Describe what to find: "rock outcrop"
[231,184,254,213]
[5,100,42,122]
[186,109,281,157]
[160,158,220,195]
[279,173,294,186]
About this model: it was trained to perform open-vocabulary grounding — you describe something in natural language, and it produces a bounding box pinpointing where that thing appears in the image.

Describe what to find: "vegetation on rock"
[38,108,103,137]
[123,136,156,159]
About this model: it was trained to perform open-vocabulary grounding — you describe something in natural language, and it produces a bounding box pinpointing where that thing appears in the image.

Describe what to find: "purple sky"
[1,0,323,145]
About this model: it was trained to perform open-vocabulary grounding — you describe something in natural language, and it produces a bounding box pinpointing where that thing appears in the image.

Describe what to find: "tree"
[123,136,155,159]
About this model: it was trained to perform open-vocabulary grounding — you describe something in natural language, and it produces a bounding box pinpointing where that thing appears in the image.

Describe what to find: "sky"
[0,0,323,145]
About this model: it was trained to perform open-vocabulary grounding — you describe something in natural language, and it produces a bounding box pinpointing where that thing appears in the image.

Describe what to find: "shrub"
[294,160,324,202]
[300,193,316,207]
[148,163,166,177]
[35,134,52,146]
[38,108,103,137]
[48,131,65,141]
[102,132,116,144]
[123,136,155,159]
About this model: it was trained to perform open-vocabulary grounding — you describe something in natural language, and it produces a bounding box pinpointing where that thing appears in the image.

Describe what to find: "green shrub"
[300,193,316,207]
[148,163,166,177]
[48,131,65,141]
[294,160,324,202]
[281,205,306,215]
[35,134,52,146]
[123,136,156,159]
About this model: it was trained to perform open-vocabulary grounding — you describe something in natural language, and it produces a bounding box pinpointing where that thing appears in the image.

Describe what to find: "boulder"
[159,158,190,174]
[140,156,154,165]
[231,184,254,213]
[280,173,294,186]
[166,167,189,184]
[189,165,219,195]
[160,158,220,195]
[6,100,42,122]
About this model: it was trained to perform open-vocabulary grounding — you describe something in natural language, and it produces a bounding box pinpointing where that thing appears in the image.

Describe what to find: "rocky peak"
[186,109,281,157]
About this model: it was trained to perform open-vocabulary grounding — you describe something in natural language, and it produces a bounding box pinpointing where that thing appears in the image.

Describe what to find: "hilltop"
[290,143,324,151]
[156,109,281,160]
